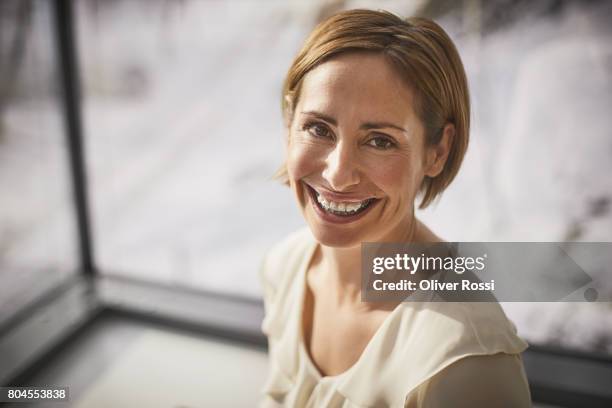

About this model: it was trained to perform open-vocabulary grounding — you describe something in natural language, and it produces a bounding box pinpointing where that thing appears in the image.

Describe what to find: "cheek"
[366,154,424,197]
[286,140,324,181]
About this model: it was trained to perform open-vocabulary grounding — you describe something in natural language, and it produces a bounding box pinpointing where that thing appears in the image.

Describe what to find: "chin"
[306,221,366,248]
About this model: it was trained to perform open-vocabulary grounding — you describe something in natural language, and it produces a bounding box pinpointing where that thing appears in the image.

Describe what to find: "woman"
[260,9,531,407]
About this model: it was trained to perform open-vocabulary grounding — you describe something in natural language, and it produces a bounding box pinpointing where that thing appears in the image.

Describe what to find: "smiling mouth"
[305,184,378,217]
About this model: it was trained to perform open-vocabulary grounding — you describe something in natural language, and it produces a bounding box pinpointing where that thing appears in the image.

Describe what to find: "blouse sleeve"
[410,353,532,408]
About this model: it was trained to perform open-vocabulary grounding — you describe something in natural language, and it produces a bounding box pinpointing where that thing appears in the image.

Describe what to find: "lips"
[304,182,380,223]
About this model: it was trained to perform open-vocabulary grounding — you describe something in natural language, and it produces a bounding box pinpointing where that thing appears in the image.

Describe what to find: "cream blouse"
[259,228,532,407]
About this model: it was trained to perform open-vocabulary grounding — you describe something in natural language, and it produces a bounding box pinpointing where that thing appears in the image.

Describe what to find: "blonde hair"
[277,9,470,209]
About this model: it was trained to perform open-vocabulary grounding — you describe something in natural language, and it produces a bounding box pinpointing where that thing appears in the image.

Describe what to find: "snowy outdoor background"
[1,0,611,355]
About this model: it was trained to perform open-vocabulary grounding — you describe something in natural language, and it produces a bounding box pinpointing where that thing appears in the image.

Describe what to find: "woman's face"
[287,52,438,247]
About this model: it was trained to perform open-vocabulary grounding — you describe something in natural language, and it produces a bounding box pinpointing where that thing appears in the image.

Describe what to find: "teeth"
[315,191,370,214]
[316,194,328,208]
[346,202,360,212]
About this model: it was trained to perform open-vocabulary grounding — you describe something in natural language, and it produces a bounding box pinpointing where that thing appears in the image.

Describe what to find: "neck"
[317,213,419,308]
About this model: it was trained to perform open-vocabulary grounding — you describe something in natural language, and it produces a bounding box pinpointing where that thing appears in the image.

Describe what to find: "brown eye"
[304,122,332,139]
[367,135,396,150]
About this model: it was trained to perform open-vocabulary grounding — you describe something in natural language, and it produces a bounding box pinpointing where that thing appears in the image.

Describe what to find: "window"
[76,0,310,296]
[0,0,78,328]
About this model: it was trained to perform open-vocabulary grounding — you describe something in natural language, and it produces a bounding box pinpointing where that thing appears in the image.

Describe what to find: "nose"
[322,141,361,191]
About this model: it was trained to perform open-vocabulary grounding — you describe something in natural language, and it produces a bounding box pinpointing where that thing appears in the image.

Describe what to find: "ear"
[425,123,454,178]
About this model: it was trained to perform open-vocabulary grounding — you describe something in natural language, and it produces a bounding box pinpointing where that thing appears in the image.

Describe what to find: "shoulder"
[259,227,315,337]
[338,301,529,407]
[259,227,314,296]
[394,301,528,356]
[448,301,528,352]
[416,353,531,407]
[401,299,529,355]
[398,302,530,406]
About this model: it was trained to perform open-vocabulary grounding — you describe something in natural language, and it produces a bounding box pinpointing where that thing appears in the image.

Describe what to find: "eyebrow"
[301,110,408,134]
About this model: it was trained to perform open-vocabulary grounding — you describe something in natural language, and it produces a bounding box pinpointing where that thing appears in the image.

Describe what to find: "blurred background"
[1,0,611,407]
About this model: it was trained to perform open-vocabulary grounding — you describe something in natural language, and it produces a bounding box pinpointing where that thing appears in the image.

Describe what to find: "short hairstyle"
[276,9,470,209]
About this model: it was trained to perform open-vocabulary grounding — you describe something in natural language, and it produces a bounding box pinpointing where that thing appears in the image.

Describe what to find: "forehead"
[297,52,418,123]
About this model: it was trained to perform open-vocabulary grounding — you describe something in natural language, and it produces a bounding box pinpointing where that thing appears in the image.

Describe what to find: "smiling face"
[286,52,441,247]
